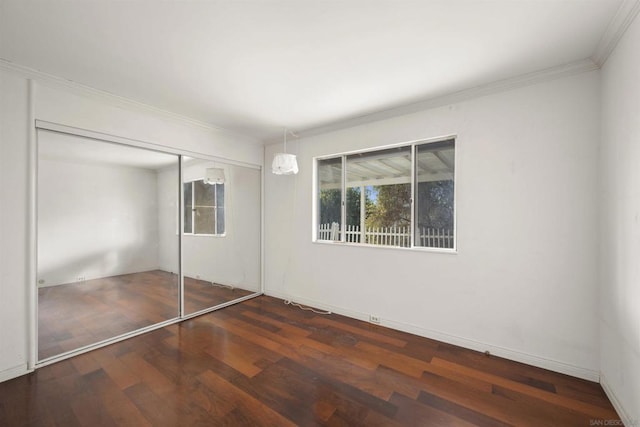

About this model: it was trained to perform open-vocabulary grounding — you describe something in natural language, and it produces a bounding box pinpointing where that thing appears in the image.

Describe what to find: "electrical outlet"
[369,315,381,324]
[77,276,85,282]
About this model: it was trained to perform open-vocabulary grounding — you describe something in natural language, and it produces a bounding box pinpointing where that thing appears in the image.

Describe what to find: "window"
[317,158,343,241]
[315,138,455,249]
[184,180,225,235]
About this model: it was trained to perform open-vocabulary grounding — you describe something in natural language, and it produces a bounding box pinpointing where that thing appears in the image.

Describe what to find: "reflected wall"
[37,130,180,360]
[158,157,261,315]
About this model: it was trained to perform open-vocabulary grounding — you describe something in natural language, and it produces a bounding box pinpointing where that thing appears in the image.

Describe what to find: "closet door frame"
[29,120,263,369]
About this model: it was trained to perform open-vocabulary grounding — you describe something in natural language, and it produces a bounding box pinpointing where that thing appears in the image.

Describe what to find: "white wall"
[35,84,262,166]
[265,70,601,380]
[0,70,30,381]
[599,12,640,424]
[38,152,161,287]
[0,65,262,381]
[157,165,180,277]
[157,161,261,291]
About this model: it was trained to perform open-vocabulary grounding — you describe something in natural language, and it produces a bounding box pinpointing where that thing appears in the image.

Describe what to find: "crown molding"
[0,52,602,148]
[274,58,598,144]
[592,0,640,67]
[0,58,261,145]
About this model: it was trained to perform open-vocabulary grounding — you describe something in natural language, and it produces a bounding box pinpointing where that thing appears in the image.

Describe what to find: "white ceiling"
[0,0,626,142]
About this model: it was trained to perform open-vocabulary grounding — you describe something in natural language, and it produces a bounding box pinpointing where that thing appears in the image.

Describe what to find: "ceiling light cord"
[284,127,287,153]
[283,128,300,153]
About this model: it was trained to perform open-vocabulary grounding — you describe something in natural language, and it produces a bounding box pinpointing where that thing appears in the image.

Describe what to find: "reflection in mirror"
[172,157,261,314]
[37,130,180,360]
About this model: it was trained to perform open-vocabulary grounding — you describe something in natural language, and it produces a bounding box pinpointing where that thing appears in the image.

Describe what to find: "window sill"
[311,239,457,254]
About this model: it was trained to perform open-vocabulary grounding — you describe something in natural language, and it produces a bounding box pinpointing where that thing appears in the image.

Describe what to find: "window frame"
[183,178,226,237]
[312,136,457,253]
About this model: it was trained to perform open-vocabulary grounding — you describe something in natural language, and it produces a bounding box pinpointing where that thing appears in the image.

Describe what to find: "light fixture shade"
[272,153,299,175]
[203,167,225,184]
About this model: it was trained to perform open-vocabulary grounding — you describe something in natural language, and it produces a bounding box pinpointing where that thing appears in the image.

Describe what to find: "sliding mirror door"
[179,157,261,315]
[37,130,180,361]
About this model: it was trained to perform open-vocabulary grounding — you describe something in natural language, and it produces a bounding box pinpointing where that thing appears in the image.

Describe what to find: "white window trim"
[312,135,457,253]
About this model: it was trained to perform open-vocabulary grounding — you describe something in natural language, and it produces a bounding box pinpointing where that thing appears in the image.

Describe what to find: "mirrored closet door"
[181,157,261,315]
[37,129,180,361]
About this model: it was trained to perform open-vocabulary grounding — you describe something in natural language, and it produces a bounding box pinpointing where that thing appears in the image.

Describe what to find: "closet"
[36,124,261,363]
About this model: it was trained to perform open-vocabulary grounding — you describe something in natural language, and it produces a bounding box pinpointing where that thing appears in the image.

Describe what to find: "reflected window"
[184,180,225,235]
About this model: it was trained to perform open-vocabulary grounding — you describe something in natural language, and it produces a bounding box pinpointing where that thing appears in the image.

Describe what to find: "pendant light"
[203,167,225,184]
[272,128,299,175]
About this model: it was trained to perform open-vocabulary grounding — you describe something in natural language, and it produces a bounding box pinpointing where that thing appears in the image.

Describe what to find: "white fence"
[318,223,454,248]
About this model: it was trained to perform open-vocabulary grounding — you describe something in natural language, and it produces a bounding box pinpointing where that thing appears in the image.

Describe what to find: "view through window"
[316,139,454,249]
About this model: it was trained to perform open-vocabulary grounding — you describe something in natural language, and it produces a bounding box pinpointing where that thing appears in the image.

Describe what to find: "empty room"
[0,0,639,425]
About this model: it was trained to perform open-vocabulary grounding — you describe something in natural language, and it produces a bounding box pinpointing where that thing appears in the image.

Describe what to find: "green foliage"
[319,187,363,226]
[319,189,341,224]
[320,180,454,231]
[365,184,411,229]
[416,180,454,229]
[345,187,362,226]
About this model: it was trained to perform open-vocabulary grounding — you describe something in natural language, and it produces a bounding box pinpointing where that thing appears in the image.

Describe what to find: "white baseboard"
[264,290,600,382]
[39,267,167,288]
[600,373,634,426]
[0,363,31,383]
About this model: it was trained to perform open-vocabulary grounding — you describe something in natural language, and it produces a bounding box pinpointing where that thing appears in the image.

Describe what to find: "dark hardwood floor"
[5,295,620,426]
[184,276,253,315]
[38,270,253,360]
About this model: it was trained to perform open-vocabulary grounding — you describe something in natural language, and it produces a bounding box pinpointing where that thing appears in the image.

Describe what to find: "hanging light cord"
[284,299,332,315]
[284,127,287,153]
[282,128,300,154]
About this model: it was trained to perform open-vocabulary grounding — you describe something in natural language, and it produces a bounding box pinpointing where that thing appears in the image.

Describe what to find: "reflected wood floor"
[38,270,253,360]
[5,295,620,426]
[184,276,253,315]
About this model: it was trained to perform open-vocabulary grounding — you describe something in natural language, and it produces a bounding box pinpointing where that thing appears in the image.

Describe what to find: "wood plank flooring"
[38,270,253,360]
[5,295,621,426]
[184,276,253,314]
